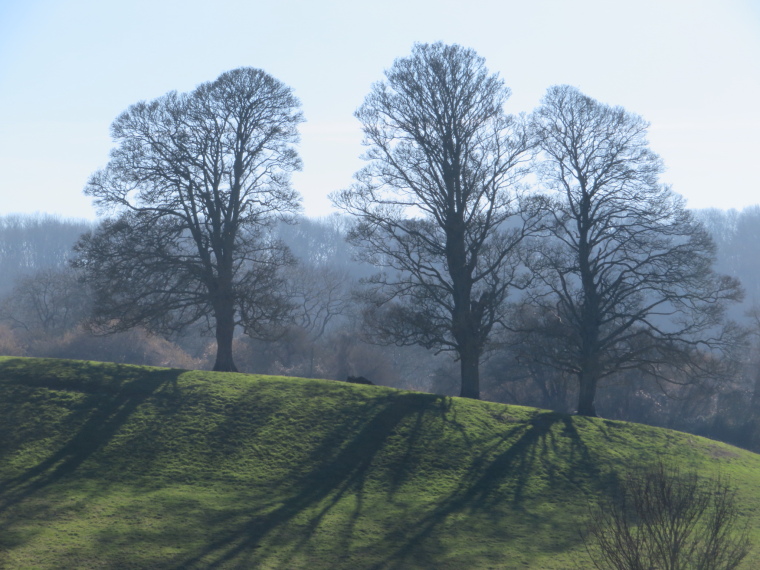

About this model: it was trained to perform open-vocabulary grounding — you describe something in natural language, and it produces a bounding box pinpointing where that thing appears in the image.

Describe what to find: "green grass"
[1,356,759,569]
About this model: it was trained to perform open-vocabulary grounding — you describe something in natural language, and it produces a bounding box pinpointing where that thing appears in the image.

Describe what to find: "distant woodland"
[1,207,759,452]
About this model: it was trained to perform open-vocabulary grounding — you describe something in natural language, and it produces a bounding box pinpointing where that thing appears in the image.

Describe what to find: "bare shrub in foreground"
[584,463,750,570]
[584,462,751,570]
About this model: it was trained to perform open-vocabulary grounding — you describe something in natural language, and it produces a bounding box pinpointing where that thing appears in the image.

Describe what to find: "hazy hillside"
[1,357,759,569]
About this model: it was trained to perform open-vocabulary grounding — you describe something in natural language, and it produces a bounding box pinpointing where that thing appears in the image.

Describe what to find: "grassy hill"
[1,356,759,569]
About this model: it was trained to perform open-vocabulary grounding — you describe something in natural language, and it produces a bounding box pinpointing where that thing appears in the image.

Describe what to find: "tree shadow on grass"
[171,403,605,569]
[172,390,452,569]
[367,412,604,569]
[0,361,615,568]
[0,358,183,513]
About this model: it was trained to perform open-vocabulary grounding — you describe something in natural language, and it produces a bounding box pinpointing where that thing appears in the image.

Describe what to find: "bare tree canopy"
[521,85,742,416]
[332,42,537,399]
[74,67,303,372]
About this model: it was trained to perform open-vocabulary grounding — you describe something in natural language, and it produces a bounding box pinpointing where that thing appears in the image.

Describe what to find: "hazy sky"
[1,0,758,220]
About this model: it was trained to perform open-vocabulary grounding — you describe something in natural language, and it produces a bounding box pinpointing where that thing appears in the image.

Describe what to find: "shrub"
[584,462,751,570]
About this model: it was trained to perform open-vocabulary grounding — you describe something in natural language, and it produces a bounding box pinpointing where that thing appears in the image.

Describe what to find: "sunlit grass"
[1,356,759,568]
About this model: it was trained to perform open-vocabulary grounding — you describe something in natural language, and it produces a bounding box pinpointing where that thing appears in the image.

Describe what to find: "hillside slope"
[1,356,759,569]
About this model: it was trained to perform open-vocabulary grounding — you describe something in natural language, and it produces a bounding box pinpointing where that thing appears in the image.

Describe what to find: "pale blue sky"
[1,0,758,219]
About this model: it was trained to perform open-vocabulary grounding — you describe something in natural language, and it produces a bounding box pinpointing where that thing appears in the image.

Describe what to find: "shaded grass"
[1,356,759,568]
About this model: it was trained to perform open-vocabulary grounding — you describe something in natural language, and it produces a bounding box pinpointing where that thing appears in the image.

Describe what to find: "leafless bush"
[0,324,24,356]
[34,326,201,369]
[584,462,751,570]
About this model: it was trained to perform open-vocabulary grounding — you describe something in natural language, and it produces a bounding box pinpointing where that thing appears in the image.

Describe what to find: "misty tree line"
[0,214,441,388]
[1,42,758,445]
[1,207,759,446]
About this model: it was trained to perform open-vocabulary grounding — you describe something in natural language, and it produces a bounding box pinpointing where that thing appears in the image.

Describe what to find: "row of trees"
[47,43,742,417]
[2,212,758,427]
[331,45,740,415]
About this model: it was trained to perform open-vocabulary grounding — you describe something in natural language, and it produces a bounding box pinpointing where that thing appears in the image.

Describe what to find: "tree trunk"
[459,346,480,399]
[448,231,480,400]
[213,300,238,372]
[576,370,598,416]
[574,185,601,417]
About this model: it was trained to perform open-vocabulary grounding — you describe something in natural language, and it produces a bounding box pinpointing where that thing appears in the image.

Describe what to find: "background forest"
[1,206,759,452]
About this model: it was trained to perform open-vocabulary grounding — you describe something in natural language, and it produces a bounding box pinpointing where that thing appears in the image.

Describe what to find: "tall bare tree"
[333,43,537,399]
[74,67,303,372]
[522,85,742,416]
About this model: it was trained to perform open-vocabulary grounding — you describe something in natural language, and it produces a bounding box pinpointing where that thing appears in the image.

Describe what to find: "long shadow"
[173,391,450,569]
[369,412,587,568]
[0,359,183,513]
[171,403,604,569]
[1,361,614,568]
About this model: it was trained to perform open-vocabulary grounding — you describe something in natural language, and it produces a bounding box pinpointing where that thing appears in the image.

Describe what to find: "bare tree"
[74,67,303,371]
[521,85,742,416]
[284,263,356,377]
[584,462,751,570]
[333,42,537,399]
[0,267,90,337]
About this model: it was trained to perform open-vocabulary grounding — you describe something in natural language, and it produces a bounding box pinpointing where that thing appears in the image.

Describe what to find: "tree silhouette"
[521,85,742,416]
[75,68,302,371]
[333,43,537,399]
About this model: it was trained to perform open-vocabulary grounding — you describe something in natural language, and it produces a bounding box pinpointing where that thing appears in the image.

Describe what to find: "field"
[1,356,759,568]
